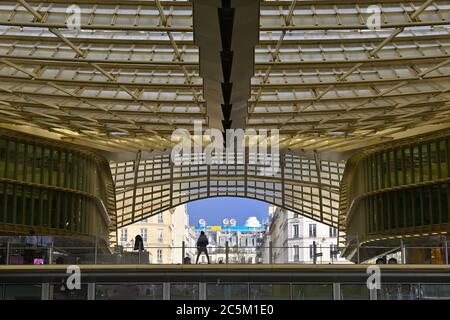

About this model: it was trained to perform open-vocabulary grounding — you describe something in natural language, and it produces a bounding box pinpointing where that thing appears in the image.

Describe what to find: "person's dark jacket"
[196,235,209,248]
[134,235,144,251]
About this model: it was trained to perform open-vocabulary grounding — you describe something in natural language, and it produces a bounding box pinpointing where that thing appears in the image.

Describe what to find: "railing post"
[269,241,273,264]
[400,238,406,264]
[443,236,448,265]
[313,241,317,264]
[182,241,185,264]
[48,242,53,265]
[333,283,341,300]
[356,238,360,264]
[94,236,98,265]
[225,241,229,264]
[6,241,10,265]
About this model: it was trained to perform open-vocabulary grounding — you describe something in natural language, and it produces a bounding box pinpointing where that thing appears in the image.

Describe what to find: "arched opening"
[116,197,347,265]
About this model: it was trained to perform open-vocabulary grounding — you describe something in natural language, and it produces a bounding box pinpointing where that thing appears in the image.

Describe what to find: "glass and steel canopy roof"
[0,0,449,154]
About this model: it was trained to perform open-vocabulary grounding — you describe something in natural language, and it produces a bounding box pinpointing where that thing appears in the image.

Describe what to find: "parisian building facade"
[262,205,349,264]
[193,219,265,264]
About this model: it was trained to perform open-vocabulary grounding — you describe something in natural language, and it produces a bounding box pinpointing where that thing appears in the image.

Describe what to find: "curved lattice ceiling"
[0,0,448,155]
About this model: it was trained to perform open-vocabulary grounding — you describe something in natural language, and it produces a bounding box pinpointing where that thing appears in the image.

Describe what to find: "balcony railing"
[0,236,448,265]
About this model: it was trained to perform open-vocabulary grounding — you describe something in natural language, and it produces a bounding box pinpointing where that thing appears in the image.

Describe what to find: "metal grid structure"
[0,1,447,155]
[250,0,450,153]
[111,151,345,228]
[0,0,203,153]
[0,0,449,244]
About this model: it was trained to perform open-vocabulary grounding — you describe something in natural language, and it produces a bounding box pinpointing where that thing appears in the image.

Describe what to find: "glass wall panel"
[206,284,248,300]
[0,134,112,238]
[431,185,440,225]
[414,188,422,228]
[398,189,404,228]
[0,139,6,177]
[441,184,449,224]
[249,284,291,300]
[430,142,439,180]
[4,284,41,300]
[422,144,430,182]
[396,149,404,186]
[419,284,450,300]
[378,284,420,300]
[405,189,414,228]
[438,141,447,179]
[404,147,413,185]
[5,140,16,180]
[52,284,88,300]
[412,145,420,184]
[340,284,369,300]
[95,284,163,300]
[291,284,333,300]
[422,187,431,226]
[170,283,199,300]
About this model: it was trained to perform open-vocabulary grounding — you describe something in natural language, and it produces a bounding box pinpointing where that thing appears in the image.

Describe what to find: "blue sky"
[187,197,269,227]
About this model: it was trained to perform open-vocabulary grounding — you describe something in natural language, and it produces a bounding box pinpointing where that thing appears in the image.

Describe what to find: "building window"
[157,229,163,243]
[293,245,300,262]
[141,218,148,223]
[309,224,317,237]
[120,228,127,244]
[293,224,299,238]
[140,228,147,243]
[309,244,314,259]
[329,227,337,237]
[158,213,163,224]
[157,250,163,263]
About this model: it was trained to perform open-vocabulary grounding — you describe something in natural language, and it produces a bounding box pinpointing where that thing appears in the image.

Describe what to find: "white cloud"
[245,216,261,228]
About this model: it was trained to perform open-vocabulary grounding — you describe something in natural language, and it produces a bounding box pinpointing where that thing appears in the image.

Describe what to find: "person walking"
[134,234,144,252]
[195,231,210,264]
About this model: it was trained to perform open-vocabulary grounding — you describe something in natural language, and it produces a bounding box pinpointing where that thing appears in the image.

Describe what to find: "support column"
[370,288,378,300]
[87,283,96,300]
[356,237,361,264]
[199,282,207,300]
[313,151,324,222]
[400,238,406,264]
[163,283,171,300]
[333,283,341,300]
[444,236,449,265]
[131,150,142,222]
[6,241,10,265]
[41,283,50,300]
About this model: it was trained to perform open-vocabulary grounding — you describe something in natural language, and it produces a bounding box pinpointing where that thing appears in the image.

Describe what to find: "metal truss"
[0,0,205,152]
[0,0,448,156]
[111,150,346,228]
[250,0,450,152]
